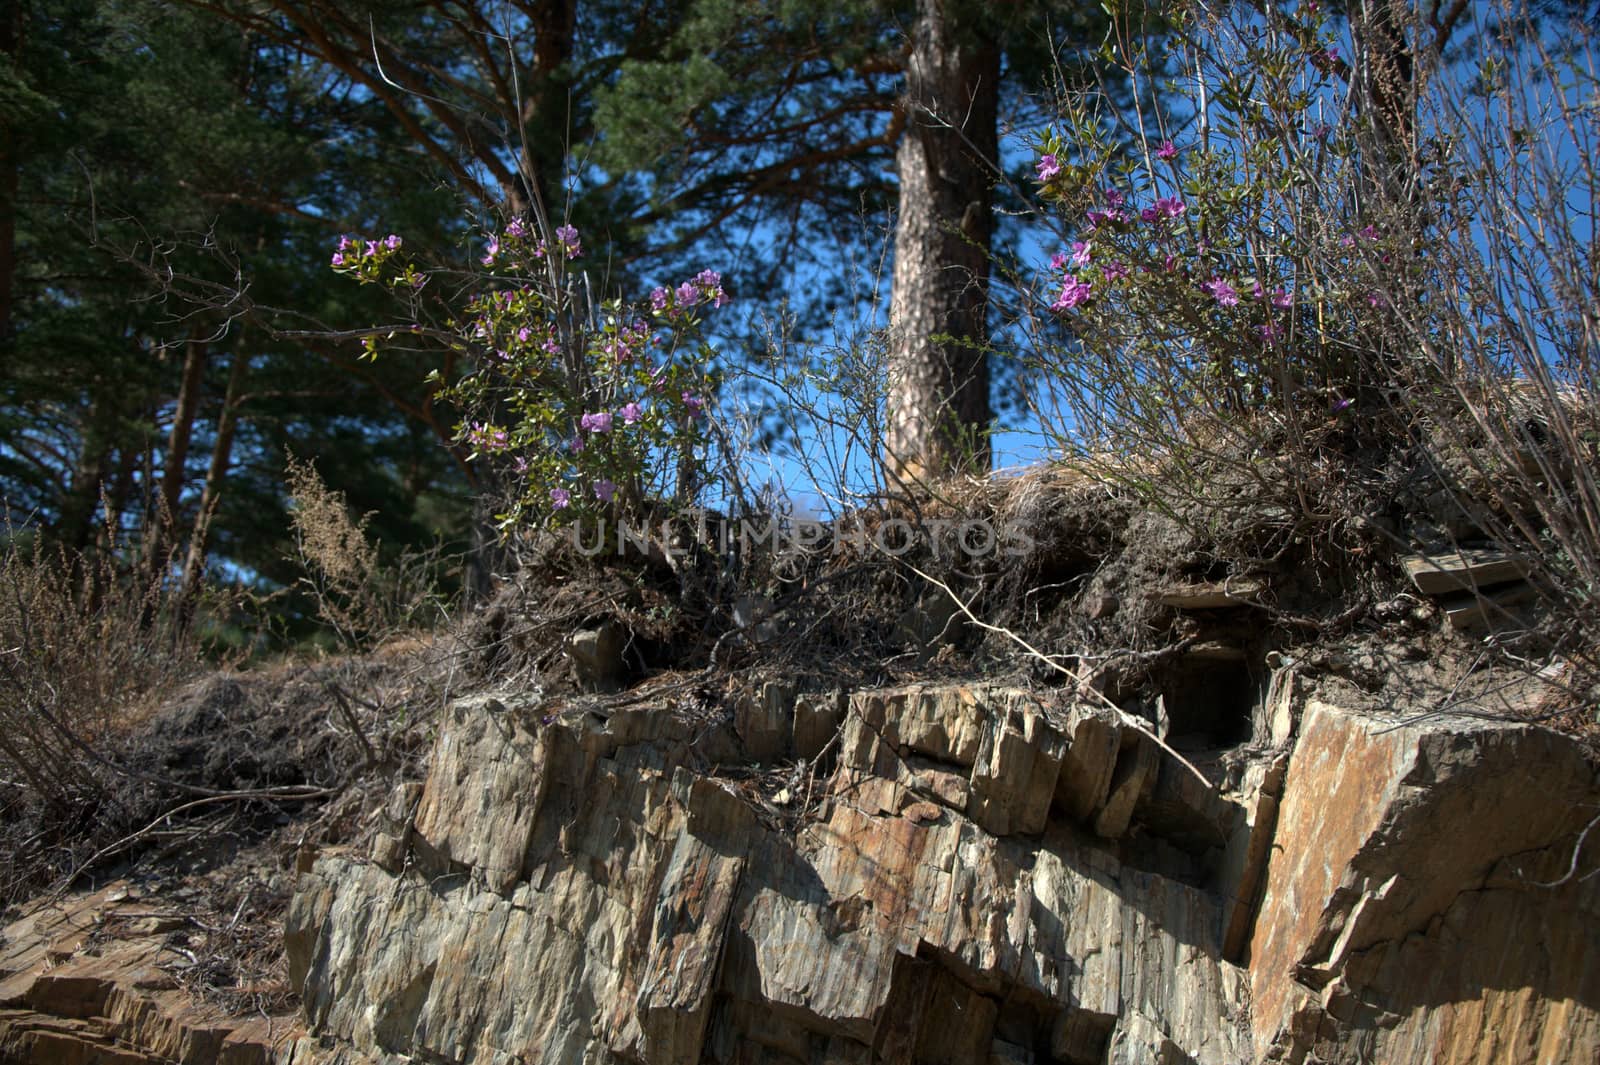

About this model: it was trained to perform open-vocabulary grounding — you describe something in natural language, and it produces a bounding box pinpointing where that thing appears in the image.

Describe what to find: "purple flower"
[1202,277,1240,306]
[555,223,582,257]
[1140,205,1161,224]
[681,392,704,418]
[1104,188,1126,208]
[1051,276,1093,311]
[1332,397,1353,413]
[1366,290,1387,307]
[1070,241,1092,268]
[1085,208,1125,229]
[568,435,584,453]
[543,336,561,355]
[1036,153,1062,182]
[594,479,616,503]
[619,402,643,425]
[1155,196,1186,219]
[550,487,571,509]
[1340,234,1356,248]
[650,287,670,311]
[692,269,728,307]
[1258,322,1282,341]
[467,422,509,452]
[676,281,699,306]
[1156,139,1177,161]
[580,411,614,433]
[331,252,345,266]
[1102,261,1129,282]
[1360,224,1380,241]
[1050,252,1069,270]
[506,217,526,238]
[384,234,402,250]
[1272,288,1294,308]
[337,235,353,252]
[1163,254,1179,272]
[365,240,379,256]
[482,236,500,265]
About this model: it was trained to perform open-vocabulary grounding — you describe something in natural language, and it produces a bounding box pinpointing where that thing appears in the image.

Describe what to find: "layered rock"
[0,884,302,1063]
[282,687,1251,1064]
[5,674,1596,1065]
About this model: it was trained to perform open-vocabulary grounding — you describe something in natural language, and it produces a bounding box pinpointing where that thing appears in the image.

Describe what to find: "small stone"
[904,801,944,824]
[1084,594,1120,619]
[569,621,627,693]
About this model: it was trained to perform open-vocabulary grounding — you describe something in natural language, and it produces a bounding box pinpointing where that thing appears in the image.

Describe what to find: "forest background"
[4,0,1597,653]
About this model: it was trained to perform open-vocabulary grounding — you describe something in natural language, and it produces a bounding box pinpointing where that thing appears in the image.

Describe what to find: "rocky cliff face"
[254,671,1598,1065]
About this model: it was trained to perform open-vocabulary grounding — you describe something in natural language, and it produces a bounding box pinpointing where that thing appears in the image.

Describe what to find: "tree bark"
[1351,0,1417,208]
[164,341,208,513]
[0,1,18,341]
[884,0,998,490]
[180,352,248,599]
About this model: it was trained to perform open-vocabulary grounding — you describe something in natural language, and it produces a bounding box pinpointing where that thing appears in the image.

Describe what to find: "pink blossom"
[650,287,670,311]
[331,253,345,266]
[555,223,582,257]
[1156,139,1177,160]
[384,234,402,250]
[1036,153,1062,182]
[1051,276,1093,311]
[1050,252,1070,270]
[676,281,698,305]
[1360,225,1380,241]
[682,392,704,418]
[550,487,571,509]
[1271,288,1293,308]
[568,435,584,453]
[506,217,526,238]
[1201,277,1240,306]
[580,412,614,433]
[693,269,728,307]
[594,479,615,503]
[1102,261,1129,282]
[619,402,643,425]
[1070,241,1092,268]
[1104,188,1125,209]
[467,422,509,452]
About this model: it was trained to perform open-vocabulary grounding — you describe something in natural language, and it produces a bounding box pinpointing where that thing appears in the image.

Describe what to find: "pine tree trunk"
[885,0,998,490]
[180,353,248,600]
[0,2,18,340]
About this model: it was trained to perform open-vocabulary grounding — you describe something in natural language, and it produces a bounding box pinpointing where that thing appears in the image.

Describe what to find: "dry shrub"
[0,518,208,808]
[285,455,454,650]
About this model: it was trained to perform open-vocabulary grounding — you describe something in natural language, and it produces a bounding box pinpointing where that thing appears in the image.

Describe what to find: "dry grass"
[0,519,213,808]
[285,456,455,651]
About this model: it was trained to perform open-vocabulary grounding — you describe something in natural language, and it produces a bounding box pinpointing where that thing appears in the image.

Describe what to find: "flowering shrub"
[1027,1,1418,427]
[331,218,725,530]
